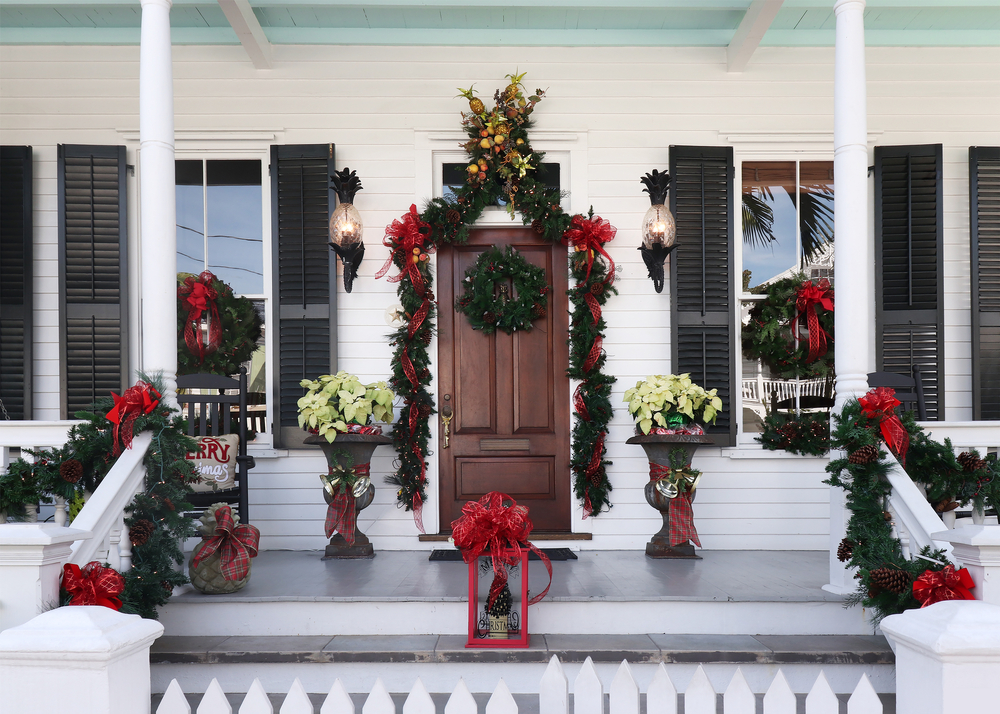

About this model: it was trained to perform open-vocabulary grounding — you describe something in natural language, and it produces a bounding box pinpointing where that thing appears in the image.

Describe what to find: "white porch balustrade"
[0,420,84,525]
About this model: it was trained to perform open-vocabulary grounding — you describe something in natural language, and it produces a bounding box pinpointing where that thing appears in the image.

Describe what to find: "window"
[441,162,560,205]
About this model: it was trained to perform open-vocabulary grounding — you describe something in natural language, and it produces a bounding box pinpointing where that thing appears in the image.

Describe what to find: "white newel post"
[936,525,1000,605]
[139,0,178,402]
[0,607,163,714]
[825,0,870,595]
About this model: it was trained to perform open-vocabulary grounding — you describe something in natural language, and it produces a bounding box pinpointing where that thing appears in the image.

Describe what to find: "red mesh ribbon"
[62,562,125,610]
[649,463,702,548]
[860,387,910,464]
[913,565,975,607]
[573,383,590,422]
[191,505,260,581]
[324,463,370,545]
[794,278,834,363]
[581,291,604,373]
[106,381,161,455]
[178,271,223,364]
[562,215,617,286]
[451,492,552,608]
[377,204,432,296]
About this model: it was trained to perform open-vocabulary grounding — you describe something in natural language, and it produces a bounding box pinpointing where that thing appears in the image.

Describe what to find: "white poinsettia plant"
[297,371,395,442]
[623,373,723,434]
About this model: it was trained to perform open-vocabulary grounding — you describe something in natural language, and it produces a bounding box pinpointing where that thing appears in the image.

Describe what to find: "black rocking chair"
[867,364,927,420]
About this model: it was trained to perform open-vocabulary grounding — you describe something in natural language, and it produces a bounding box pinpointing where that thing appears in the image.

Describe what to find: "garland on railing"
[379,73,617,524]
[757,411,830,455]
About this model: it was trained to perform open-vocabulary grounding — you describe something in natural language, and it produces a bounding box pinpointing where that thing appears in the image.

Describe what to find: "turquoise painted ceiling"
[1,0,998,45]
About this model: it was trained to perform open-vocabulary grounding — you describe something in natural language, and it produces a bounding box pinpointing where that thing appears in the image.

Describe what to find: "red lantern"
[466,547,531,648]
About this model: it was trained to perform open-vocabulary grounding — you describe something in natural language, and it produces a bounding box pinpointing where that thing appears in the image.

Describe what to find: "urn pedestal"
[626,433,713,559]
[304,433,392,559]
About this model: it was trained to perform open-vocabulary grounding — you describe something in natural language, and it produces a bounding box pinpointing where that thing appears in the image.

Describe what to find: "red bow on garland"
[62,562,125,610]
[913,565,975,607]
[562,215,617,288]
[106,381,161,455]
[191,505,260,581]
[859,387,909,464]
[451,492,552,609]
[794,278,834,363]
[649,463,702,547]
[177,271,223,364]
[324,462,370,545]
[376,204,433,297]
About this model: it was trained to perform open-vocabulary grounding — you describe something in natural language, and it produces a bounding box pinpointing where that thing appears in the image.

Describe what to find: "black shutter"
[1,146,33,420]
[58,145,128,417]
[270,144,337,447]
[971,146,1000,420]
[874,144,944,420]
[669,146,736,446]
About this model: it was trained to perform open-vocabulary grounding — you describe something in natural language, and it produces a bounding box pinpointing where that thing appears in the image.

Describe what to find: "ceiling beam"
[727,0,784,72]
[217,0,273,69]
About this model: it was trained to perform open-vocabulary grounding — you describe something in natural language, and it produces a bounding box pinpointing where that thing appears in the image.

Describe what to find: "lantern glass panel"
[466,549,530,648]
[329,202,364,247]
[641,203,676,249]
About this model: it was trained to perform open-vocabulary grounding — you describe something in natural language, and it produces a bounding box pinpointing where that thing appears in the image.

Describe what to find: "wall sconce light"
[639,169,677,293]
[329,168,365,293]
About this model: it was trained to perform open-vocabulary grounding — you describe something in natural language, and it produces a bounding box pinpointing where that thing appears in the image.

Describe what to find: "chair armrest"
[237,454,257,471]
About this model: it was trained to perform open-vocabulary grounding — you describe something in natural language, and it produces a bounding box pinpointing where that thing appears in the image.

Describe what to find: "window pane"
[742,161,797,290]
[442,162,560,204]
[799,161,835,271]
[175,160,204,276]
[206,160,263,295]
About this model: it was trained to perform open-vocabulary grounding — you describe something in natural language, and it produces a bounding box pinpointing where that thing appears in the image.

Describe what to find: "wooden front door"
[437,227,571,532]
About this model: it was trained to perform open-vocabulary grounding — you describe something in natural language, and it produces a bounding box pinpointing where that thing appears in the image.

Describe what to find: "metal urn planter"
[626,433,713,559]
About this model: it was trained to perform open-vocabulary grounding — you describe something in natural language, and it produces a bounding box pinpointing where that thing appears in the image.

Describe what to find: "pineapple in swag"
[502,71,527,104]
[488,581,513,638]
[457,86,485,115]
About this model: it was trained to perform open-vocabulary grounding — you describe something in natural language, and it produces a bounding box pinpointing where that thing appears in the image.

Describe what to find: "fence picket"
[609,659,639,714]
[539,655,569,714]
[847,674,882,714]
[198,679,233,714]
[763,670,796,714]
[723,668,755,714]
[157,679,192,714]
[683,666,716,714]
[485,678,517,714]
[238,679,273,714]
[646,664,677,714]
[574,656,603,714]
[361,678,394,714]
[444,678,477,714]
[320,678,355,714]
[403,677,435,714]
[804,672,838,714]
[280,679,313,714]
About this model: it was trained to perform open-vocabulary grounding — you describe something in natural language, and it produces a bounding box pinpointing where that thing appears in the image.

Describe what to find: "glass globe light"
[329,202,364,248]
[641,203,676,250]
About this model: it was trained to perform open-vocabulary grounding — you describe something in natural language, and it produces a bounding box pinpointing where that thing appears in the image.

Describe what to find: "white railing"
[916,421,1000,458]
[0,420,84,525]
[741,376,830,405]
[156,657,884,714]
[885,449,955,563]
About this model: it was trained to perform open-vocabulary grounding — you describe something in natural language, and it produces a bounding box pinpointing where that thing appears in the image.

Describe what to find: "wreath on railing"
[455,245,550,335]
[176,272,262,377]
[742,274,835,380]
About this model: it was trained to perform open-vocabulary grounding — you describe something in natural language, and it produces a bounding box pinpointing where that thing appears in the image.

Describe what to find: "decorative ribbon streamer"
[913,565,975,607]
[451,492,552,608]
[412,490,425,534]
[178,271,223,364]
[106,381,161,455]
[562,215,617,287]
[649,463,702,548]
[191,505,261,581]
[573,383,590,422]
[323,462,370,545]
[794,278,834,363]
[859,387,910,464]
[377,204,432,297]
[581,432,607,519]
[62,562,125,610]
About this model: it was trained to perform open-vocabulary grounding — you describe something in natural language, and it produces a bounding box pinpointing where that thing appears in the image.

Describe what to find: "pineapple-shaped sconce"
[329,168,365,293]
[488,580,513,639]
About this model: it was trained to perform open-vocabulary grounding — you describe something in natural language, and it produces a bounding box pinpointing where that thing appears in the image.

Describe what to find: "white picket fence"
[155,656,883,714]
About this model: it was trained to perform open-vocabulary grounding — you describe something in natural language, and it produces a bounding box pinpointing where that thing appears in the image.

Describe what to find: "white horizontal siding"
[3,42,998,548]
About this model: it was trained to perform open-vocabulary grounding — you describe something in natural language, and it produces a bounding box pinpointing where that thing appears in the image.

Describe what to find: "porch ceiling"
[1,0,998,47]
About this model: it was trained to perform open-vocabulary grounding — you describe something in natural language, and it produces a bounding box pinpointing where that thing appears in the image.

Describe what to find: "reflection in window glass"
[175,160,204,276]
[442,162,560,205]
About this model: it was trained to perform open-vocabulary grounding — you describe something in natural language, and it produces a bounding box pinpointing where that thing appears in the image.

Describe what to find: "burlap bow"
[191,505,260,581]
[62,562,125,610]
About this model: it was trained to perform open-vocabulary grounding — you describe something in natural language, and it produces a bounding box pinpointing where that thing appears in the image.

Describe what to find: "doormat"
[429,548,578,561]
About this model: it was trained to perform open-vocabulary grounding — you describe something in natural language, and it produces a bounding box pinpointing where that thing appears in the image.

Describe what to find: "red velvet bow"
[562,215,617,286]
[376,204,433,297]
[859,387,910,464]
[106,381,161,455]
[62,562,125,610]
[913,565,975,607]
[177,271,222,364]
[794,279,834,362]
[451,492,552,608]
[191,505,260,581]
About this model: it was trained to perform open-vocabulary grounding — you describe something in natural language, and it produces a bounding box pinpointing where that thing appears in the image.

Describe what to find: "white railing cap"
[0,606,163,660]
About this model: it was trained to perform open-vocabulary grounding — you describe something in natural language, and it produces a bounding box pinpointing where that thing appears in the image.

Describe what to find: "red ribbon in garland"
[452,492,552,609]
[859,387,910,464]
[324,462,370,545]
[913,565,975,607]
[106,381,161,455]
[562,215,617,287]
[794,278,834,363]
[62,562,125,610]
[377,204,432,297]
[649,463,702,547]
[191,505,260,581]
[178,271,223,364]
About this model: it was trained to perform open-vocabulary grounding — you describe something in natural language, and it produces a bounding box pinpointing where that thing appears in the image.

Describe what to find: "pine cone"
[531,219,545,234]
[870,566,910,595]
[837,538,855,562]
[958,451,986,472]
[590,282,604,297]
[848,444,879,464]
[163,497,175,512]
[935,499,959,513]
[60,459,84,484]
[446,209,461,224]
[483,311,496,324]
[129,519,155,548]
[419,330,433,346]
[533,304,547,319]
[589,472,603,486]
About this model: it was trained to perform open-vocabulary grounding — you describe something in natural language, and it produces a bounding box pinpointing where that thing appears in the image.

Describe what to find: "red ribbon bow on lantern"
[62,562,125,610]
[376,204,433,297]
[106,381,161,455]
[177,271,223,365]
[562,215,617,288]
[913,565,975,607]
[794,278,834,363]
[859,387,910,464]
[191,505,261,581]
[451,492,552,609]
[323,462,370,546]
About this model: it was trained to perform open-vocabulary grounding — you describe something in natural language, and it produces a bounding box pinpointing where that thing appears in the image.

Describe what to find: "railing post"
[936,525,1000,605]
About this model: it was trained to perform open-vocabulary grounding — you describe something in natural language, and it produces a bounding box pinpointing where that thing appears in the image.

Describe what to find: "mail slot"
[479,439,531,452]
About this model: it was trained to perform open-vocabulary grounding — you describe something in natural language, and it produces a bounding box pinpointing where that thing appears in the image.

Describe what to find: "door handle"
[441,406,454,449]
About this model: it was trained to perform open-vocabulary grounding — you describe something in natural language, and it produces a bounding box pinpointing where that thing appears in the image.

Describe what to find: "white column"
[139,0,177,401]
